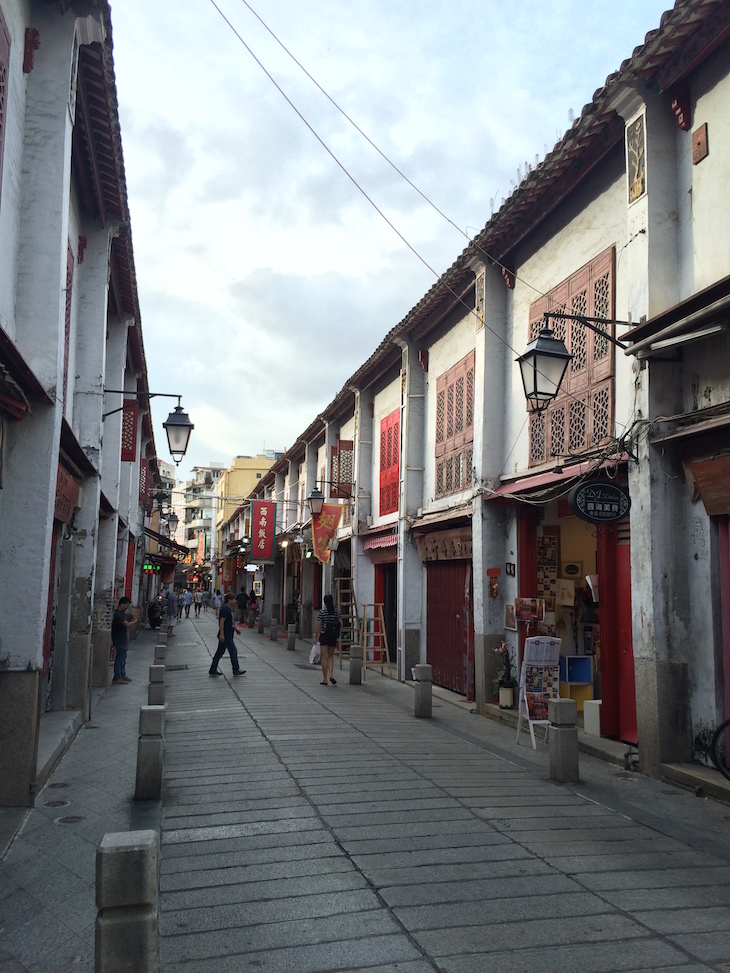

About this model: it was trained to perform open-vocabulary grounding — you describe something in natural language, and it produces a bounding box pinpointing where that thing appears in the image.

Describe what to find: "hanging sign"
[312,503,343,563]
[568,482,631,524]
[250,500,276,563]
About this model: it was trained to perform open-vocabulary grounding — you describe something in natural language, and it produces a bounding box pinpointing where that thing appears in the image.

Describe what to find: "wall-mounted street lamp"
[306,487,325,517]
[517,312,630,412]
[103,392,194,465]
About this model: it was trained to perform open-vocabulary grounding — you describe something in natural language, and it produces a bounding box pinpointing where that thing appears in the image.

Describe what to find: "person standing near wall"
[111,597,139,684]
[166,587,177,637]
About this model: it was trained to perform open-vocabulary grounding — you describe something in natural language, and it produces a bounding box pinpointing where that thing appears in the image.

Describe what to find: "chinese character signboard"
[251,500,276,563]
[568,482,631,524]
[196,530,206,563]
[312,503,343,563]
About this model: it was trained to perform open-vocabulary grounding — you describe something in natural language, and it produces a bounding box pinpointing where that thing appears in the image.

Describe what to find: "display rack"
[516,636,561,750]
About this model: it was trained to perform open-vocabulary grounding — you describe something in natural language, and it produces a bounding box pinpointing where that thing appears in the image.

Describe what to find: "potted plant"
[494,640,517,708]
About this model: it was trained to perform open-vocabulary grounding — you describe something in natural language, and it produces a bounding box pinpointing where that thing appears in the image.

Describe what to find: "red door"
[426,560,473,697]
[597,520,637,743]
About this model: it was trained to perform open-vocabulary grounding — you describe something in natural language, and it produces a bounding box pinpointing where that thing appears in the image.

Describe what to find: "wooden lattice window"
[527,247,615,466]
[435,349,475,498]
[121,400,138,462]
[0,11,9,200]
[379,409,400,516]
[139,458,148,501]
[330,439,353,499]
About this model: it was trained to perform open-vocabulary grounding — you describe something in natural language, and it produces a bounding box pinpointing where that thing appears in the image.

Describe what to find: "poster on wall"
[515,597,545,622]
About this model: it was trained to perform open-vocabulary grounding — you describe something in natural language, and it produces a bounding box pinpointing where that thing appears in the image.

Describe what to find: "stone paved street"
[158,619,730,973]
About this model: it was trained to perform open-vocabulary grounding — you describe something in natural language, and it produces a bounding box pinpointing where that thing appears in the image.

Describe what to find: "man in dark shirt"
[209,592,245,677]
[236,587,249,623]
[112,597,138,684]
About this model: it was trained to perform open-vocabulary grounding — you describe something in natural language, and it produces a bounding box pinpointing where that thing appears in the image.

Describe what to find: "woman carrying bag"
[313,593,341,686]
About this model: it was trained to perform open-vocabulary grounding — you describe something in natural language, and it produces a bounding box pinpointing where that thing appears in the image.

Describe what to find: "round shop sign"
[568,482,631,524]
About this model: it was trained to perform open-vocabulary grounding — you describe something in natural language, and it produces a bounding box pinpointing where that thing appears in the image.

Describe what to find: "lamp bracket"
[543,312,630,350]
[102,391,182,421]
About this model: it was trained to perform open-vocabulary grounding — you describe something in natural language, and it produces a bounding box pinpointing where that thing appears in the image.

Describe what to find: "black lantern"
[166,511,179,535]
[163,404,194,465]
[516,328,572,413]
[306,486,324,517]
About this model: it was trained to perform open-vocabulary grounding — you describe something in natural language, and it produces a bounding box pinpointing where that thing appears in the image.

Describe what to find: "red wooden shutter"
[434,350,475,498]
[379,409,400,516]
[0,11,10,198]
[121,401,138,462]
[124,540,135,600]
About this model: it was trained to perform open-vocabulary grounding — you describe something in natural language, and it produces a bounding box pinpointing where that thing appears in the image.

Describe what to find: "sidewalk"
[1,615,729,972]
[158,618,730,973]
[0,626,158,972]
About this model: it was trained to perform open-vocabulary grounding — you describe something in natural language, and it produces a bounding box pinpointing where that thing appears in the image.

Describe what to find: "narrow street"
[157,618,730,973]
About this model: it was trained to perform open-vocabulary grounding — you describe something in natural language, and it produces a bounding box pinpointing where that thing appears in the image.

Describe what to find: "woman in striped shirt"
[314,593,341,686]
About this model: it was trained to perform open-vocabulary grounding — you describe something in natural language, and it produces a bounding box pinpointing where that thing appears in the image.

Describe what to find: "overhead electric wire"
[207,0,637,456]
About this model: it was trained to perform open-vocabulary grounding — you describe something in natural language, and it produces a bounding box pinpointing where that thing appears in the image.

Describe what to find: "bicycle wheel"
[710,717,730,782]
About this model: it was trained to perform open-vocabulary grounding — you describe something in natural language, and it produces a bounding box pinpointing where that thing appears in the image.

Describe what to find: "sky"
[109,0,672,478]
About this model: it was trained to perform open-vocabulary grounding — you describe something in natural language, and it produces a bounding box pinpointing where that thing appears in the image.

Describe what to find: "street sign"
[568,482,631,524]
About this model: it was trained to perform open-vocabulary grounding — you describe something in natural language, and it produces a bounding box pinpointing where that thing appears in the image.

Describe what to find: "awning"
[620,273,730,357]
[362,530,397,551]
[143,526,188,557]
[409,504,472,533]
[484,456,628,502]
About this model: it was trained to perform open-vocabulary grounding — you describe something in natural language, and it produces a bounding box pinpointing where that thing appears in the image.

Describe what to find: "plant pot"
[498,686,514,709]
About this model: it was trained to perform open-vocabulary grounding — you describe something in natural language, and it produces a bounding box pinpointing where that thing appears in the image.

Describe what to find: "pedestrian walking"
[236,587,249,623]
[111,597,139,683]
[209,592,245,677]
[194,589,203,617]
[184,589,193,617]
[213,589,222,616]
[202,589,210,612]
[313,593,341,686]
[165,587,178,637]
[176,589,184,620]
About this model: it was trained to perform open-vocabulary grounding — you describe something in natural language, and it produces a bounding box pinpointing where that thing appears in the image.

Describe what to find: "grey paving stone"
[435,938,692,973]
[358,854,551,889]
[381,872,582,908]
[162,847,348,881]
[601,885,730,911]
[542,850,718,873]
[159,931,422,972]
[161,827,332,859]
[574,865,730,891]
[162,868,370,911]
[667,931,730,963]
[395,888,611,931]
[161,887,382,934]
[163,816,326,844]
[633,905,730,934]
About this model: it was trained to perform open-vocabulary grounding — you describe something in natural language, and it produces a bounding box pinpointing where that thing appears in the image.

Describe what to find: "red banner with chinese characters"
[312,503,343,563]
[196,531,206,563]
[251,500,276,563]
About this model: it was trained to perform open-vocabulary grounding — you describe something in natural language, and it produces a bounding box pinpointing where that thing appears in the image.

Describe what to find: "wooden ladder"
[360,603,392,680]
[334,577,359,670]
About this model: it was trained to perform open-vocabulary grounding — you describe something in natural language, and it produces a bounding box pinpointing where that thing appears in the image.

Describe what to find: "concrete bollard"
[153,643,165,663]
[135,706,165,801]
[287,624,296,651]
[148,664,165,707]
[257,612,265,635]
[349,645,363,685]
[248,610,256,628]
[414,664,433,718]
[548,698,579,782]
[95,830,158,973]
[270,618,278,641]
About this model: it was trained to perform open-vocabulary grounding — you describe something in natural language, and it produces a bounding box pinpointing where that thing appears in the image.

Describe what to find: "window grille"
[435,350,475,498]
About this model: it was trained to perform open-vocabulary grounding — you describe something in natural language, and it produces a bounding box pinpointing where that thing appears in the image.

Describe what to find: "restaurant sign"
[416,528,472,562]
[568,482,631,524]
[250,500,276,563]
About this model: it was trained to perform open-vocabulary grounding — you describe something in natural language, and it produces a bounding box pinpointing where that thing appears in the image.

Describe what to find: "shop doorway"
[426,560,474,698]
[374,562,397,667]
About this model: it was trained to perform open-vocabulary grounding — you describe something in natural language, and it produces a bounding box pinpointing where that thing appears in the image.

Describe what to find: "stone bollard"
[153,642,165,663]
[257,612,265,635]
[287,624,296,651]
[135,706,165,801]
[95,830,158,973]
[148,665,165,707]
[414,664,433,718]
[269,618,278,641]
[349,645,363,685]
[548,698,579,782]
[248,610,256,629]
